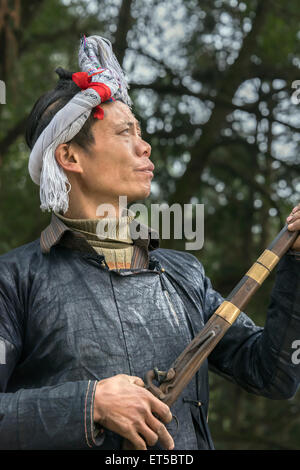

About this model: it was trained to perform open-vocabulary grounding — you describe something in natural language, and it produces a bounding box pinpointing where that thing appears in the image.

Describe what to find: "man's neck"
[63,201,124,220]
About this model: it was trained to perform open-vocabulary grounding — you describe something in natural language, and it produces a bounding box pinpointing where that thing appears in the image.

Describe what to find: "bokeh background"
[1,0,300,449]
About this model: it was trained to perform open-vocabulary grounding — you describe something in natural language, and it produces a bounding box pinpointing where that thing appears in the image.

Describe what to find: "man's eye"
[121,128,130,134]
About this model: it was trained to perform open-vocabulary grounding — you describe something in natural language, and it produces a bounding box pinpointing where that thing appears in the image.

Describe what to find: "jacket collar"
[40,212,160,254]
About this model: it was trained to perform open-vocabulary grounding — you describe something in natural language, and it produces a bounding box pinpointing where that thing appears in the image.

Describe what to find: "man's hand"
[93,374,174,450]
[287,204,300,251]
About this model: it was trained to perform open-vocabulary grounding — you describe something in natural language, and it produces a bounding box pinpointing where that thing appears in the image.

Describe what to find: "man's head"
[26,68,153,216]
[55,99,153,212]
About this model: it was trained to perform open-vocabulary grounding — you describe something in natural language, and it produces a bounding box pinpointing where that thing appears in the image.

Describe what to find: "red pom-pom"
[72,73,113,119]
[93,105,104,120]
[91,82,112,102]
[72,72,90,89]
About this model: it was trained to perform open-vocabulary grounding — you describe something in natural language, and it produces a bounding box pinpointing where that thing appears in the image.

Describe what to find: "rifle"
[145,224,299,408]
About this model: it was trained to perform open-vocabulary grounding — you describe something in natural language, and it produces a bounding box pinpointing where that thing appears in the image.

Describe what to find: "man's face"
[73,100,154,207]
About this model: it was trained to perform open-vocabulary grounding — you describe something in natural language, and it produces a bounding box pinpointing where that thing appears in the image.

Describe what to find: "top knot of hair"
[55,67,73,81]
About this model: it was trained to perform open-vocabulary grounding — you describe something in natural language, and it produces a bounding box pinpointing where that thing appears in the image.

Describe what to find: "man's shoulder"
[151,247,205,277]
[0,239,41,267]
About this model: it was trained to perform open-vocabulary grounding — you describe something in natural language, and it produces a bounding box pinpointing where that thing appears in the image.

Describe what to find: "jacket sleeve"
[0,286,104,449]
[205,254,300,399]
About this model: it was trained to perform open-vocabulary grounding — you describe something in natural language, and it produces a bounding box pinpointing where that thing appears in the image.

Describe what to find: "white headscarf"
[28,35,131,214]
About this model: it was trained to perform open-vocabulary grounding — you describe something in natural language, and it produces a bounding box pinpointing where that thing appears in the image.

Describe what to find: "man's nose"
[136,138,151,158]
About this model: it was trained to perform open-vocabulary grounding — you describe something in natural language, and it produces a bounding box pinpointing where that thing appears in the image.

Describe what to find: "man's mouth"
[135,163,155,174]
[135,168,154,178]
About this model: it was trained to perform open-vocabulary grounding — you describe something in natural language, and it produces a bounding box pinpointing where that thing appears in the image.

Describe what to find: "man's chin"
[126,190,151,204]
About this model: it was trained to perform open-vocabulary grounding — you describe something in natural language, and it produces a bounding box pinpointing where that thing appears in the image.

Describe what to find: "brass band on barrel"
[246,262,269,285]
[215,301,241,325]
[257,249,280,271]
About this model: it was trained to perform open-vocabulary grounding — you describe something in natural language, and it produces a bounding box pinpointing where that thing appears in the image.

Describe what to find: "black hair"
[25,67,98,151]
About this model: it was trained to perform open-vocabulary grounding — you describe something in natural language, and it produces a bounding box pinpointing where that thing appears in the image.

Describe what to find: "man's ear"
[55,143,83,174]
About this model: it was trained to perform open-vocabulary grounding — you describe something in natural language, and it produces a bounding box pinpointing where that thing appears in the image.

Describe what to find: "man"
[0,36,299,450]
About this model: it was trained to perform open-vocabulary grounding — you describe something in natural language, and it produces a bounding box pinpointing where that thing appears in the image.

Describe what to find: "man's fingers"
[287,207,300,249]
[96,374,174,450]
[125,430,148,450]
[146,411,175,450]
[157,423,175,450]
[287,216,300,230]
[287,206,300,231]
[137,422,159,447]
[151,420,174,450]
[287,205,300,220]
[124,417,173,450]
[126,381,174,449]
[150,396,173,424]
[127,375,145,387]
[287,211,300,222]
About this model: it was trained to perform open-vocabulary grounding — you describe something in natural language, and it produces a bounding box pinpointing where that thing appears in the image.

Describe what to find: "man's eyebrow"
[116,120,142,133]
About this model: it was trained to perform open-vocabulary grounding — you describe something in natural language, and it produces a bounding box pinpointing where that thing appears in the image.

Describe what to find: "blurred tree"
[0,0,299,450]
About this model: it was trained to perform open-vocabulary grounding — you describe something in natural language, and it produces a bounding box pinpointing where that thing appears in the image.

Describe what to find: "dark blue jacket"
[0,240,299,449]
